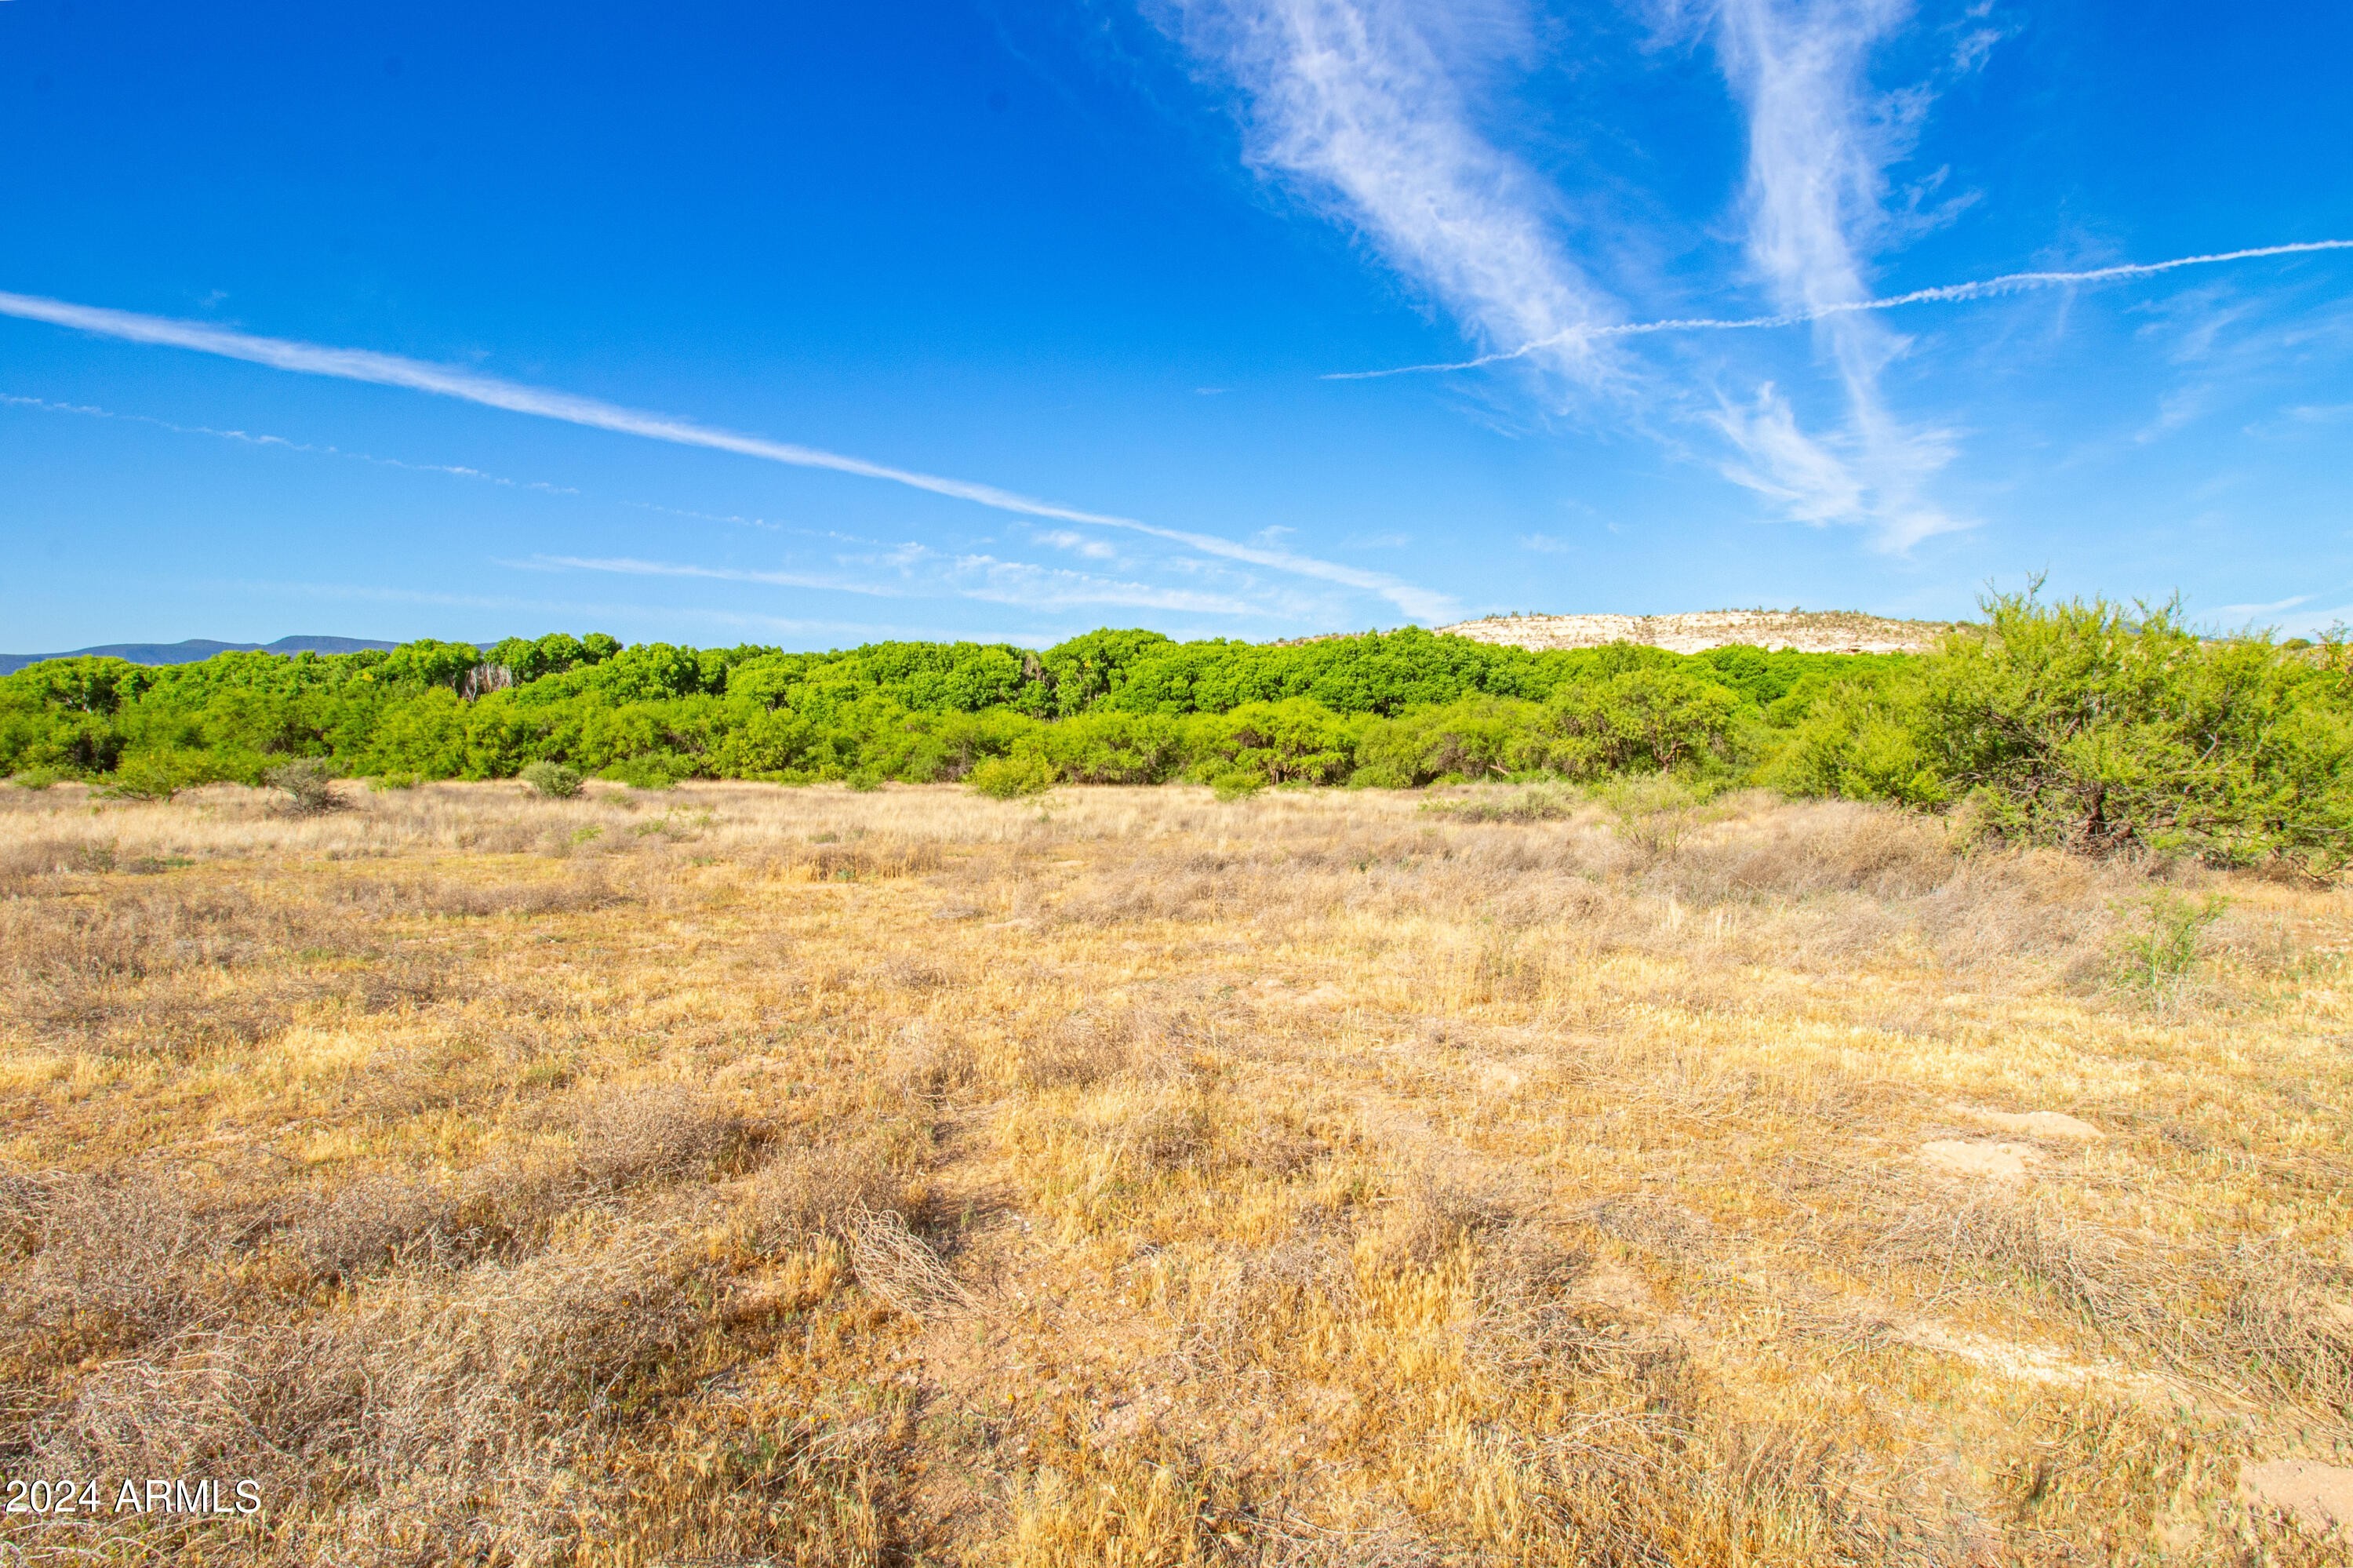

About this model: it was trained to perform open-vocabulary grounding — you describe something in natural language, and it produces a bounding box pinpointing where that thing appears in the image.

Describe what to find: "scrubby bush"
[967,753,1060,799]
[1769,591,2353,871]
[264,757,345,815]
[2,601,2342,872]
[518,760,585,799]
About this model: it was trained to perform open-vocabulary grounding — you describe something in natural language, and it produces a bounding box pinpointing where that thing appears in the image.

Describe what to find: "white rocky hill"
[1434,609,1948,655]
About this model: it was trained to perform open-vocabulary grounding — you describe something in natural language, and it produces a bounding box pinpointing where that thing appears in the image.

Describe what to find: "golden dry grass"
[0,777,2348,1566]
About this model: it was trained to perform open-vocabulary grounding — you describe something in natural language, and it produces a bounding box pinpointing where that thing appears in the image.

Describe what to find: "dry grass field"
[0,778,2348,1566]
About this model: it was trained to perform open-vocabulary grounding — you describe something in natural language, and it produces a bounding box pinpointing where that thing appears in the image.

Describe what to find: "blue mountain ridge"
[0,636,476,676]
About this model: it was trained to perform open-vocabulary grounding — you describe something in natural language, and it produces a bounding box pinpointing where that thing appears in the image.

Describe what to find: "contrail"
[0,391,578,493]
[0,287,1454,619]
[1324,238,2353,379]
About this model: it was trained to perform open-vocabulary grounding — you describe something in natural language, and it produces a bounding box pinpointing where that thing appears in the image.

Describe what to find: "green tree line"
[3,596,2345,870]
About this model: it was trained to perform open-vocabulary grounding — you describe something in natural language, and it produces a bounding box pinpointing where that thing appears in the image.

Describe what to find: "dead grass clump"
[1584,1194,1717,1260]
[1463,1225,1659,1385]
[0,836,92,890]
[885,1021,984,1102]
[1430,784,1584,824]
[1122,1089,1211,1173]
[1874,1197,2137,1330]
[1007,1442,1251,1567]
[1017,1013,1136,1090]
[279,1173,477,1286]
[0,885,315,982]
[1,1170,232,1355]
[1991,1397,2227,1562]
[749,1141,905,1250]
[2206,1242,2353,1417]
[846,1208,970,1319]
[35,1322,364,1484]
[369,867,627,918]
[878,951,956,991]
[574,1084,744,1190]
[1195,1233,1360,1375]
[790,836,945,882]
[1372,1170,1511,1273]
[1235,1114,1329,1179]
[1669,798,1961,900]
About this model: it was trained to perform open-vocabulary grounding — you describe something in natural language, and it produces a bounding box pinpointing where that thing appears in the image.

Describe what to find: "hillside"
[0,635,402,677]
[1436,609,1950,654]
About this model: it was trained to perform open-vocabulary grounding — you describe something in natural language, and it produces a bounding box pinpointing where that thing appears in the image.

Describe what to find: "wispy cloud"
[0,288,1446,618]
[530,555,890,595]
[1162,0,1616,386]
[1160,0,1981,545]
[0,390,578,493]
[1701,0,1966,547]
[1325,240,2353,377]
[2212,593,2314,617]
[539,550,1260,616]
[220,577,901,638]
[1032,527,1118,560]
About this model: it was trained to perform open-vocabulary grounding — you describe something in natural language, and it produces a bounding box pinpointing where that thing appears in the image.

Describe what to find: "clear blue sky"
[3,0,2349,651]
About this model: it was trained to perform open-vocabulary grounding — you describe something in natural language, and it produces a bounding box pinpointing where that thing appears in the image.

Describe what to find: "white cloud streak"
[0,289,1449,620]
[540,551,1259,615]
[1705,0,1963,548]
[1163,0,1615,385]
[0,390,578,493]
[1325,239,2353,377]
[1162,0,1973,546]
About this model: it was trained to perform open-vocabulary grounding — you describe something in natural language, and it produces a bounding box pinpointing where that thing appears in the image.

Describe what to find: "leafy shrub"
[1773,591,2353,870]
[5,607,2344,874]
[599,756,686,791]
[2111,890,2228,997]
[103,751,235,802]
[518,760,585,799]
[967,753,1060,799]
[1545,668,1741,777]
[264,758,346,815]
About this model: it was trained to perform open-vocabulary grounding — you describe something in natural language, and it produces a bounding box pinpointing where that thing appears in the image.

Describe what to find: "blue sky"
[2,0,2348,651]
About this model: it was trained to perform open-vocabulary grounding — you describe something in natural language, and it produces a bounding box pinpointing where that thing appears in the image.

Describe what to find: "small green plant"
[570,824,604,846]
[368,771,421,792]
[846,768,884,792]
[1209,772,1264,802]
[602,756,683,791]
[520,760,586,799]
[264,758,346,815]
[967,754,1059,799]
[2113,889,2228,998]
[9,766,64,790]
[103,752,221,802]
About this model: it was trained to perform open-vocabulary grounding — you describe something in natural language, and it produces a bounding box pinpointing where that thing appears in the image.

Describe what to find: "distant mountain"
[0,635,411,676]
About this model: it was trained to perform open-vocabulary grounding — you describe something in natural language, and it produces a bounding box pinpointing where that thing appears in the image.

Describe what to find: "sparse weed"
[2113,887,2229,1000]
[263,757,345,815]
